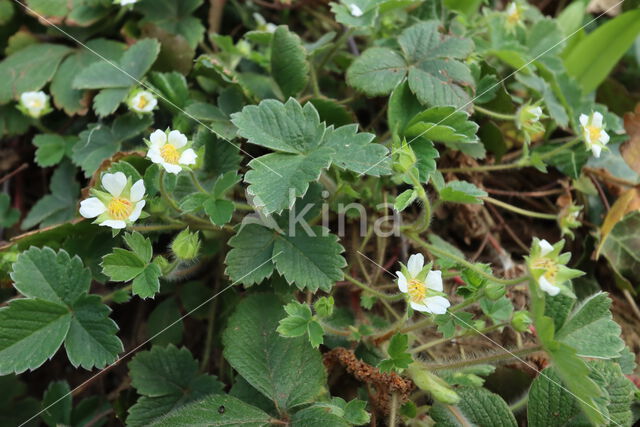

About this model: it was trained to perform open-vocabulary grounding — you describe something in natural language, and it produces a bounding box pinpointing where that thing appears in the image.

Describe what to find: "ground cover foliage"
[1,0,640,425]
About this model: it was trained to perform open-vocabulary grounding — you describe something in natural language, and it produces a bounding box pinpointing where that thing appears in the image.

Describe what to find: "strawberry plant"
[1,0,640,426]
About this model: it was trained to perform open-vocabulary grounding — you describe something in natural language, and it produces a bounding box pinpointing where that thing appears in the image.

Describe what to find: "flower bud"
[512,311,532,332]
[484,282,505,300]
[171,229,201,260]
[392,139,417,173]
[314,296,334,318]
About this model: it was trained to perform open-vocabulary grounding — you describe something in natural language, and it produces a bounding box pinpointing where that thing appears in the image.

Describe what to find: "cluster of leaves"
[0,0,640,426]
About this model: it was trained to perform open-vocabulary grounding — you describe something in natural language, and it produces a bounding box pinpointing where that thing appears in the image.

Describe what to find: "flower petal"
[79,197,106,218]
[168,130,187,148]
[538,239,554,256]
[100,219,127,229]
[599,130,610,145]
[425,270,443,292]
[101,172,127,197]
[539,275,560,296]
[147,146,163,164]
[410,301,429,312]
[407,253,424,277]
[579,114,589,127]
[591,143,602,158]
[129,200,146,222]
[179,148,197,165]
[592,112,603,128]
[150,129,166,147]
[423,296,450,314]
[397,271,408,293]
[163,162,183,174]
[130,179,146,202]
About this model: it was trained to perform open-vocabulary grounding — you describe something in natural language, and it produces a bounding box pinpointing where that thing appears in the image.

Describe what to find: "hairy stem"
[421,345,543,370]
[474,105,516,120]
[482,196,557,220]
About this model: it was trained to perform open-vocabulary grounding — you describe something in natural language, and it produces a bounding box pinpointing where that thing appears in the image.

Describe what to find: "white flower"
[115,0,138,5]
[580,112,610,158]
[146,129,197,174]
[505,2,525,30]
[529,106,542,121]
[396,253,450,314]
[129,90,157,113]
[532,239,560,296]
[79,172,146,229]
[253,13,277,33]
[348,3,363,17]
[19,91,50,118]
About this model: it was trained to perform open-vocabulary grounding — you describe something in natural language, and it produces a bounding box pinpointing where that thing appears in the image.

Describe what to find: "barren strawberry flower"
[504,2,526,31]
[128,90,157,114]
[349,3,363,17]
[79,172,146,229]
[114,0,138,6]
[397,253,450,314]
[526,239,583,296]
[580,112,609,158]
[19,91,51,118]
[146,129,197,174]
[516,103,545,143]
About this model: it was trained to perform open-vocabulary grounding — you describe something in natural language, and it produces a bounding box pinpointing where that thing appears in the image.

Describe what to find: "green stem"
[189,171,209,194]
[159,170,182,213]
[131,223,186,232]
[438,162,523,173]
[421,345,543,370]
[482,196,557,220]
[537,137,581,161]
[317,28,355,71]
[474,105,516,121]
[344,274,404,301]
[309,66,321,97]
[320,321,352,337]
[509,393,529,413]
[400,294,480,334]
[407,168,431,233]
[159,170,219,230]
[406,234,529,286]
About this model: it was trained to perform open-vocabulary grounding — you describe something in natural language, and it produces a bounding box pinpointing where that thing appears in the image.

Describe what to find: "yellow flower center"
[586,125,601,143]
[531,257,558,283]
[507,7,521,25]
[30,99,43,108]
[107,197,134,220]
[137,96,149,110]
[160,144,180,164]
[408,279,427,304]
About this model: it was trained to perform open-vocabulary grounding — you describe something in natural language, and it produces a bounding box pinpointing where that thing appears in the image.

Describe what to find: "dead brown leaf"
[622,103,640,175]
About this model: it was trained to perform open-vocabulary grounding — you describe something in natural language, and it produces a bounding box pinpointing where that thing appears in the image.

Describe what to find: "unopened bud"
[171,229,201,260]
[512,311,532,332]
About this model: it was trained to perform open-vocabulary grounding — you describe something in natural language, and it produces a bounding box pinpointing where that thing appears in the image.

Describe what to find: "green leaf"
[555,292,625,359]
[127,345,224,426]
[277,301,313,337]
[347,47,407,96]
[123,231,153,263]
[41,380,71,427]
[222,293,326,411]
[0,193,19,228]
[225,223,276,286]
[439,180,487,204]
[102,249,146,282]
[148,394,271,427]
[271,26,309,98]
[600,211,640,286]
[137,0,205,49]
[204,198,235,226]
[430,386,517,427]
[245,149,333,214]
[480,296,513,324]
[588,360,636,426]
[323,124,391,176]
[378,333,413,373]
[10,246,90,306]
[21,162,79,230]
[64,295,122,369]
[132,264,162,299]
[565,10,640,94]
[307,320,324,348]
[394,189,417,212]
[290,405,349,427]
[273,225,346,292]
[147,298,183,346]
[0,299,71,375]
[0,43,72,103]
[32,134,77,167]
[149,71,189,108]
[527,367,584,427]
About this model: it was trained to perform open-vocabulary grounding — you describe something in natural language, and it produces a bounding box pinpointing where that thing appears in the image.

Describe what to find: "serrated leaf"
[273,225,346,292]
[41,380,71,427]
[0,299,71,375]
[149,394,271,427]
[271,26,309,98]
[290,405,349,427]
[0,193,19,228]
[379,333,413,372]
[102,249,146,282]
[555,292,625,359]
[225,223,277,286]
[0,43,72,103]
[439,180,487,204]
[394,189,417,212]
[127,345,224,426]
[589,360,636,426]
[64,295,122,369]
[528,367,584,427]
[21,162,79,230]
[222,293,326,411]
[204,198,235,226]
[600,211,640,285]
[403,106,480,155]
[307,320,324,348]
[124,232,153,263]
[147,298,183,346]
[323,124,391,175]
[32,134,77,167]
[277,301,312,337]
[132,264,162,299]
[10,246,90,306]
[430,386,517,427]
[346,47,407,96]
